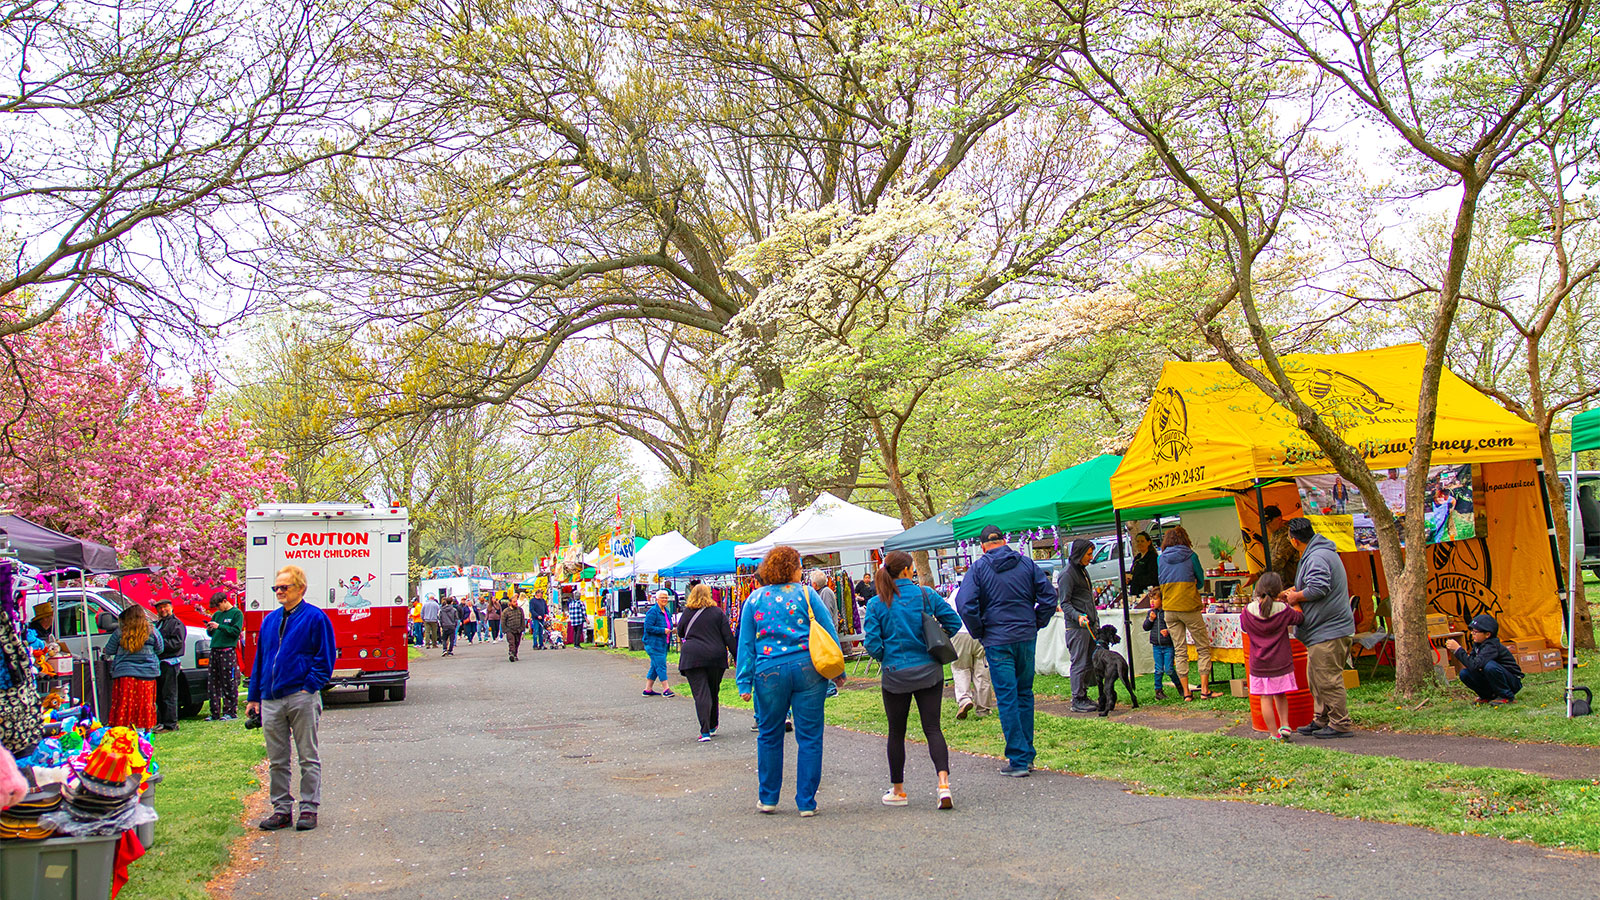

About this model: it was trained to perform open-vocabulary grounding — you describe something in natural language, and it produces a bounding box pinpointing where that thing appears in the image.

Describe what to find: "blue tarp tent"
[658,540,758,578]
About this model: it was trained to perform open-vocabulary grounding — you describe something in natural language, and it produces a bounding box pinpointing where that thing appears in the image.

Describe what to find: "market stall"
[735,492,905,559]
[1568,408,1600,716]
[1110,344,1562,685]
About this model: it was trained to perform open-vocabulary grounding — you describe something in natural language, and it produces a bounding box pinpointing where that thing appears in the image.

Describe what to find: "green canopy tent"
[951,454,1237,662]
[1569,408,1600,716]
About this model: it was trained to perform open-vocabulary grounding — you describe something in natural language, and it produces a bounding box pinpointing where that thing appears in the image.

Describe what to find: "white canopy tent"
[735,492,906,558]
[631,531,701,576]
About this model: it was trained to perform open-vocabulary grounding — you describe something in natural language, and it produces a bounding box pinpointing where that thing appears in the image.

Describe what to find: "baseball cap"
[978,525,1005,542]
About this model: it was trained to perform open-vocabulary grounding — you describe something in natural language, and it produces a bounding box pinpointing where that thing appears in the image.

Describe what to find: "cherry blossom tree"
[0,308,292,580]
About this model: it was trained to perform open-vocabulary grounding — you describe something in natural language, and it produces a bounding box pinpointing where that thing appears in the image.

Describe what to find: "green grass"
[606,645,1600,850]
[121,718,265,900]
[1033,647,1600,746]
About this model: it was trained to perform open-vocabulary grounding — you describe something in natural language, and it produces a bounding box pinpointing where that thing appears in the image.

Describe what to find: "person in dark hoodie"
[956,525,1058,777]
[1446,615,1522,704]
[438,598,461,657]
[1057,538,1101,713]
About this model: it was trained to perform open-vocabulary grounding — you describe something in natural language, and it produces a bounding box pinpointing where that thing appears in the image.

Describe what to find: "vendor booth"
[630,532,700,577]
[735,492,906,559]
[1568,408,1600,715]
[1110,345,1563,696]
[657,540,757,578]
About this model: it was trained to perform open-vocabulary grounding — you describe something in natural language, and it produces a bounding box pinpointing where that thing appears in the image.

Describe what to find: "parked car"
[44,587,213,717]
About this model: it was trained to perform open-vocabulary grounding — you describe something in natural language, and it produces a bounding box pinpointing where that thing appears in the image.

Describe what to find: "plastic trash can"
[0,832,120,900]
[627,619,645,651]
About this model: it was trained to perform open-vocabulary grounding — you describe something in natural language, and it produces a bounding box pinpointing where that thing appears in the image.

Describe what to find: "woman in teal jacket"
[642,591,674,696]
[864,551,961,810]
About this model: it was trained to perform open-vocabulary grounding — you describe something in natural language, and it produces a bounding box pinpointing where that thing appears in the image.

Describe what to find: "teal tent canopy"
[952,454,1235,542]
[884,489,1008,553]
[1575,408,1600,454]
[657,540,758,578]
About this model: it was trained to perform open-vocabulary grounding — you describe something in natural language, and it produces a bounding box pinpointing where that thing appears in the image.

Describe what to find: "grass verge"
[604,645,1600,851]
[122,718,265,900]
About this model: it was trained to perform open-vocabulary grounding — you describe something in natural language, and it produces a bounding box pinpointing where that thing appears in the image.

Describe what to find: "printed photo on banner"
[1297,464,1476,550]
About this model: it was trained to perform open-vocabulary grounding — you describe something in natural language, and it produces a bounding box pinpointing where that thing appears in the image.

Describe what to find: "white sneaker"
[799,809,816,818]
[937,786,953,810]
[881,790,908,807]
[956,701,974,720]
[757,803,777,814]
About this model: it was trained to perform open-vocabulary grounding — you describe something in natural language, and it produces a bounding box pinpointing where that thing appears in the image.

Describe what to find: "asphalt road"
[230,639,1600,900]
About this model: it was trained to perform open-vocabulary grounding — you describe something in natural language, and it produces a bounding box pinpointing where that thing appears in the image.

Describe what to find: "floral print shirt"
[735,582,840,694]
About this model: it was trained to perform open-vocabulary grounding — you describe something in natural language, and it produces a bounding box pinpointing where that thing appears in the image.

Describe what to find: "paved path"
[231,641,1600,900]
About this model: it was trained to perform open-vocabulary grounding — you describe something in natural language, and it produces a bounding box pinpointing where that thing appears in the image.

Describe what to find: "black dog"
[1093,625,1140,716]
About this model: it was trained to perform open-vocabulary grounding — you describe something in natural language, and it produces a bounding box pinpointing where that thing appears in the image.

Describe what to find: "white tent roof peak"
[632,531,701,576]
[735,492,905,558]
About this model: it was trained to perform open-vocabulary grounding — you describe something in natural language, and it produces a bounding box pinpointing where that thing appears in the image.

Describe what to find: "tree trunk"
[867,412,926,578]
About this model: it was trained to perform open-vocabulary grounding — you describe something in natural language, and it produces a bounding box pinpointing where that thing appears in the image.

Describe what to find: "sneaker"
[708,729,717,737]
[257,812,294,831]
[698,733,712,743]
[882,790,909,807]
[799,809,816,818]
[220,714,237,721]
[295,812,318,831]
[1473,697,1493,704]
[937,786,953,810]
[152,724,177,734]
[956,701,974,720]
[1277,726,1293,742]
[784,720,794,733]
[643,690,660,696]
[757,803,777,814]
[1154,689,1168,700]
[999,765,1030,778]
[662,689,676,697]
[1492,696,1515,705]
[1071,701,1098,713]
[1296,723,1322,736]
[1311,727,1355,739]
[750,723,760,732]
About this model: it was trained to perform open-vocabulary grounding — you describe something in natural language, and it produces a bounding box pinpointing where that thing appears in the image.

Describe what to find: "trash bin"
[0,832,120,900]
[627,619,645,651]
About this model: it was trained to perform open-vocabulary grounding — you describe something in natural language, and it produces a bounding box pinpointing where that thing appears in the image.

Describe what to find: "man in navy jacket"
[956,525,1058,776]
[247,564,338,832]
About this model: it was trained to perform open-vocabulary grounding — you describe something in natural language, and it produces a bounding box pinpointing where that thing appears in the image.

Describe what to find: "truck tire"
[179,679,203,719]
[388,685,407,702]
[368,685,385,703]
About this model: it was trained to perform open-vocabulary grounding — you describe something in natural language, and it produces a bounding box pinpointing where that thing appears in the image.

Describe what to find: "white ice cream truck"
[242,504,411,701]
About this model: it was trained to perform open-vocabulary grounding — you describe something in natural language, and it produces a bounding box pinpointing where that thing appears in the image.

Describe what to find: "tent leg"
[1114,511,1134,677]
[1536,459,1569,634]
[1570,451,1581,717]
[1253,480,1271,583]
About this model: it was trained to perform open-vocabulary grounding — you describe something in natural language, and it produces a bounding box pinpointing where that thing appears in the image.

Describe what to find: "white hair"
[809,570,829,586]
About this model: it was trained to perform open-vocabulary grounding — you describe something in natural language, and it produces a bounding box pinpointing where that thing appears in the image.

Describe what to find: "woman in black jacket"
[677,583,737,741]
[1057,539,1100,713]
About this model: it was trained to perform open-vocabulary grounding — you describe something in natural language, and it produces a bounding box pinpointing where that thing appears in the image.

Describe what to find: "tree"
[0,307,292,578]
[0,0,373,340]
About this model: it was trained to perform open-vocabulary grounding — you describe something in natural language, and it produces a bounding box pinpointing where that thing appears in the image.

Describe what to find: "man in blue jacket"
[956,525,1059,776]
[247,564,338,832]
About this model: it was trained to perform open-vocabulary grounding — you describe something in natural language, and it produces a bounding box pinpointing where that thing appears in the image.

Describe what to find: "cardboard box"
[1342,669,1360,689]
[1515,650,1547,673]
[1425,614,1450,636]
[1539,649,1564,671]
[1229,678,1249,698]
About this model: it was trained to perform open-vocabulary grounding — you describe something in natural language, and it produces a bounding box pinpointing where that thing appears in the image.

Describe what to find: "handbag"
[919,587,959,665]
[804,587,846,679]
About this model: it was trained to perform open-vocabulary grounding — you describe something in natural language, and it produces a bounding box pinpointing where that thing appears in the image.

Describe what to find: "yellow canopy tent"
[1110,344,1562,647]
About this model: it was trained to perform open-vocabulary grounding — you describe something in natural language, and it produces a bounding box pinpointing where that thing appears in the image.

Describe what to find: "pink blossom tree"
[0,308,292,580]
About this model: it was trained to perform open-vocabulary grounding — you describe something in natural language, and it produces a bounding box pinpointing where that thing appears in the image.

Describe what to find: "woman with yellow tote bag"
[736,545,846,817]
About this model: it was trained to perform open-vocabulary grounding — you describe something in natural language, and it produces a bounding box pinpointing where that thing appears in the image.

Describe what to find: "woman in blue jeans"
[643,590,675,696]
[737,544,844,817]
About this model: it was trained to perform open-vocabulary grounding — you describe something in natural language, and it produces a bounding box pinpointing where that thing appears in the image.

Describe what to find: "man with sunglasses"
[247,564,338,832]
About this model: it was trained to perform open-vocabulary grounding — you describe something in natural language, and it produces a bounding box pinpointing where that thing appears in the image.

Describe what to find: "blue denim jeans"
[410,622,423,646]
[646,648,669,681]
[753,659,828,811]
[1459,660,1521,701]
[985,639,1036,769]
[1151,644,1177,692]
[531,618,545,648]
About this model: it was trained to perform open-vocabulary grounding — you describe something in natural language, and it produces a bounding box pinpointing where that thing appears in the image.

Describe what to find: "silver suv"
[44,587,213,717]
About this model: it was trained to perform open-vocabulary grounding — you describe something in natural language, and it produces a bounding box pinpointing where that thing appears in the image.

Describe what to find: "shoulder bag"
[804,586,846,679]
[920,587,959,665]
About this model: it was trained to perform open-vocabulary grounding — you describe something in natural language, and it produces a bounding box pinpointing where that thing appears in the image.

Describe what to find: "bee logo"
[1149,386,1192,463]
[1426,537,1502,623]
[1288,367,1400,419]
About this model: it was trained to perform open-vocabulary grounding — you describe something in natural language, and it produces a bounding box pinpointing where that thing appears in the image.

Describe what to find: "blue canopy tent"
[657,540,758,578]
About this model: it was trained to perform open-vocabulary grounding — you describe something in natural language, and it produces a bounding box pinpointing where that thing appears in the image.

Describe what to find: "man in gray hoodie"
[1284,518,1356,738]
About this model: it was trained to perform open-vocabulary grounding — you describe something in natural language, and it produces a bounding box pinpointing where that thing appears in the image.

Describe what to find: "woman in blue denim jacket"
[736,545,843,817]
[864,551,961,810]
[642,591,674,697]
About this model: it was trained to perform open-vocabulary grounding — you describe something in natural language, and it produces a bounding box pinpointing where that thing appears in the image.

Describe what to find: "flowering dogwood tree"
[0,309,292,580]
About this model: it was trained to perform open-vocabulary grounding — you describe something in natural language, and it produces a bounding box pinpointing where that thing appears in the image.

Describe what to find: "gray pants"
[950,632,995,712]
[263,690,323,815]
[1065,627,1095,704]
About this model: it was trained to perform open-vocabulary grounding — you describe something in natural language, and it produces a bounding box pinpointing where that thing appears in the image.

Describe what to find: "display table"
[1183,612,1247,666]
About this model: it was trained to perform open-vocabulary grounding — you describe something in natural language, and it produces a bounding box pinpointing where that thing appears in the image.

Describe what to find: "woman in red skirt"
[104,604,163,730]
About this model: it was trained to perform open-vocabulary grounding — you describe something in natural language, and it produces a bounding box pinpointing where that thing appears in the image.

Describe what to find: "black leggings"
[882,684,949,784]
[681,666,726,735]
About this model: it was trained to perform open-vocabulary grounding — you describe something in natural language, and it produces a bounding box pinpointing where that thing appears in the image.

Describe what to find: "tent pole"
[1253,480,1271,585]
[1570,450,1580,717]
[1114,511,1134,673]
[1536,458,1568,614]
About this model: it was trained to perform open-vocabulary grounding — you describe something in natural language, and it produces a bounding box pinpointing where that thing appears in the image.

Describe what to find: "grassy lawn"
[1034,647,1600,745]
[606,645,1600,851]
[121,718,265,900]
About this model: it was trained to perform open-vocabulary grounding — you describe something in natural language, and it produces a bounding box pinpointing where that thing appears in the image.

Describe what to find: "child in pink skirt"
[1240,572,1304,741]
